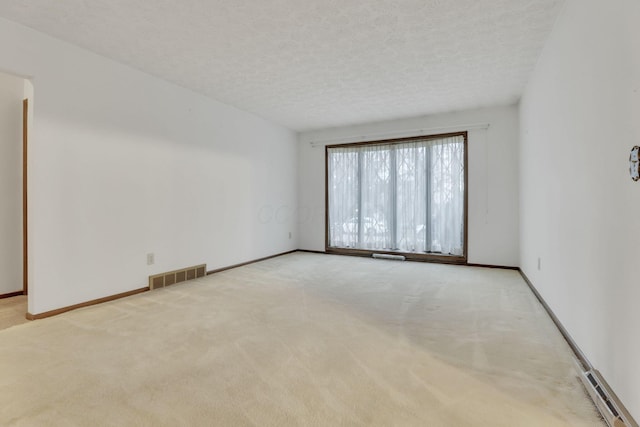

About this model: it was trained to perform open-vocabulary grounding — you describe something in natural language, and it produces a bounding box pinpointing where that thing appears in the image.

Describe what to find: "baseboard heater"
[372,253,406,261]
[573,359,637,427]
[149,264,206,290]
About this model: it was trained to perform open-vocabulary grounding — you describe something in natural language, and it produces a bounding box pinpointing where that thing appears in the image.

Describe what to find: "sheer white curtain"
[327,147,360,248]
[328,135,465,256]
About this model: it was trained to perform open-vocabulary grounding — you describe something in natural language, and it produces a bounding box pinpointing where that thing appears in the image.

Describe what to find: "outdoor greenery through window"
[326,133,466,257]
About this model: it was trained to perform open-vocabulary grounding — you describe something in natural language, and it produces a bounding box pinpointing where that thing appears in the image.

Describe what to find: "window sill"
[325,247,467,265]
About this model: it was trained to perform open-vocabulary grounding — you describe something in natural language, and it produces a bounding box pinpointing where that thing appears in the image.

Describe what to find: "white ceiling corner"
[0,0,564,131]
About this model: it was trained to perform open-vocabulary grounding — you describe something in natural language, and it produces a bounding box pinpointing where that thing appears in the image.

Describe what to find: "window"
[325,132,467,262]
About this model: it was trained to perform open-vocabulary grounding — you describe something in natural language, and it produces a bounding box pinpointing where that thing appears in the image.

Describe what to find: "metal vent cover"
[573,358,636,427]
[149,264,206,290]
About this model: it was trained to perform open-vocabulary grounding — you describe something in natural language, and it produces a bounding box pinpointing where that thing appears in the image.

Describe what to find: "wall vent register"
[149,264,206,290]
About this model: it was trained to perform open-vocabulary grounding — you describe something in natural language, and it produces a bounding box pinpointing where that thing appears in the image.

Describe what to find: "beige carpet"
[0,295,28,331]
[0,252,603,426]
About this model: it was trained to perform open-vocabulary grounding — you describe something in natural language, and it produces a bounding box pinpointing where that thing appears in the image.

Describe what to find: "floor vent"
[574,360,636,427]
[149,264,206,290]
[372,253,406,261]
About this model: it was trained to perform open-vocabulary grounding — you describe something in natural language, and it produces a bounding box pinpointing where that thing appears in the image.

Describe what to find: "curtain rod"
[308,123,490,148]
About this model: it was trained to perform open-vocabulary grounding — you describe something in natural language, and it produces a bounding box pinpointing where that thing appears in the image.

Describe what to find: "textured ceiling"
[0,0,564,131]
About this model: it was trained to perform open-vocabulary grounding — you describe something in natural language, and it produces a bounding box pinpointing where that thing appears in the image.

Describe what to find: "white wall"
[520,0,640,420]
[0,17,298,315]
[298,105,519,267]
[0,72,24,295]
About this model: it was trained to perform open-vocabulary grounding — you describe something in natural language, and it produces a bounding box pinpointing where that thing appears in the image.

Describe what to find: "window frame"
[324,131,468,264]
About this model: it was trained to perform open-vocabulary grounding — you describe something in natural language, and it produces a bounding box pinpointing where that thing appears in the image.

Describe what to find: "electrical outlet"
[147,253,155,265]
[288,231,292,239]
[537,257,541,270]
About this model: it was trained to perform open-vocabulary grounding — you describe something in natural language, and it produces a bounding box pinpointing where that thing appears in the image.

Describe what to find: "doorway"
[22,98,28,296]
[0,71,31,327]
